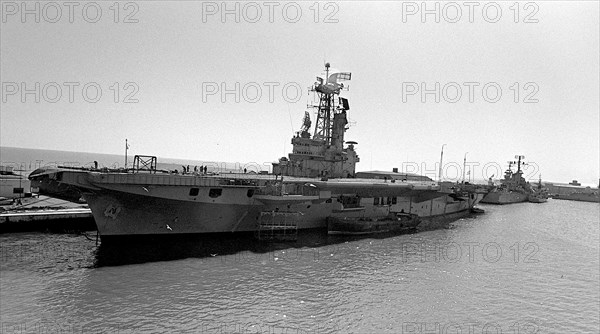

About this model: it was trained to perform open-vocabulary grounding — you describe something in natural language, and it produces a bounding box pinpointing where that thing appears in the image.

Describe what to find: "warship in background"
[551,180,600,203]
[481,155,534,204]
[552,191,599,203]
[29,63,486,240]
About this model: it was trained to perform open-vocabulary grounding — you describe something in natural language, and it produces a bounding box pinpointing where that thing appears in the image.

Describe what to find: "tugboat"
[30,63,486,240]
[481,155,533,204]
[327,212,421,235]
[528,175,549,203]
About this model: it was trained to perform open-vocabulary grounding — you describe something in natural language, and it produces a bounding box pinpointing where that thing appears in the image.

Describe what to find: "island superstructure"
[272,63,358,179]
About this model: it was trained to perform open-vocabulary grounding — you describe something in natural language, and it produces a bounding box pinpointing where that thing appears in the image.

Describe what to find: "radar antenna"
[312,62,352,143]
[301,111,311,133]
[297,111,312,138]
[514,155,526,173]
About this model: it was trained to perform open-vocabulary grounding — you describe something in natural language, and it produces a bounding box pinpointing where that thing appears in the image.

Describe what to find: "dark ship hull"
[552,193,599,203]
[481,191,528,204]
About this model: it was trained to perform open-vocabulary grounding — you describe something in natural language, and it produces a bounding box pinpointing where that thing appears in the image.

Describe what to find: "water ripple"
[1,200,598,333]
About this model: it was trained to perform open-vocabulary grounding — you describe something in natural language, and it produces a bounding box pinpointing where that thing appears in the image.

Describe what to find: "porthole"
[209,188,222,198]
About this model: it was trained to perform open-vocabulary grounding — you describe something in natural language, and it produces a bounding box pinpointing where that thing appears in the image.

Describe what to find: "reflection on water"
[1,200,599,333]
[94,229,426,267]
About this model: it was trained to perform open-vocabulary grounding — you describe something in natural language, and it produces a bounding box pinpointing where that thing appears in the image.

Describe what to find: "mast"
[313,63,333,143]
[515,155,525,173]
[125,139,128,169]
[312,63,351,145]
[462,152,468,183]
[438,144,446,182]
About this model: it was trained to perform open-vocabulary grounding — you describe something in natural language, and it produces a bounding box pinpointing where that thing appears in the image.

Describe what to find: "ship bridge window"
[189,188,199,196]
[209,188,222,198]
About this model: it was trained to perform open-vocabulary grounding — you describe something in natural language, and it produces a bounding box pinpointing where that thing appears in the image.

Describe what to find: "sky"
[1,1,599,185]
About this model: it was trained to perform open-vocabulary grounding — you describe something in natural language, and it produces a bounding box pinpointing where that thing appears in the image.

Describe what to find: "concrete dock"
[0,195,96,233]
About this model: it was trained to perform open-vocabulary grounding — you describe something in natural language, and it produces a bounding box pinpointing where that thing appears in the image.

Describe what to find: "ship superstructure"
[273,63,359,178]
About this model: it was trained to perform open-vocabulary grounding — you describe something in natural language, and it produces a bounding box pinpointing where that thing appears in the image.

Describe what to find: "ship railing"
[88,169,286,188]
[255,211,300,241]
[254,183,320,196]
[213,173,280,186]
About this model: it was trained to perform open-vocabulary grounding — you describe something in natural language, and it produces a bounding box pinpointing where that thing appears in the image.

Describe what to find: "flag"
[327,72,351,84]
[339,97,349,110]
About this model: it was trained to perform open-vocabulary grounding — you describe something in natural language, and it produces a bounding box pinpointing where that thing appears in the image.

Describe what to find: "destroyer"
[481,155,536,204]
[31,64,486,239]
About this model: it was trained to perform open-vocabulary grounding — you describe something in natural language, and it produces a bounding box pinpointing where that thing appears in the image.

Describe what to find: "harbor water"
[1,200,598,333]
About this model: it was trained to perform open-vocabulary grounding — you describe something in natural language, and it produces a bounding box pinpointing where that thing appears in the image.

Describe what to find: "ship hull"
[551,194,600,203]
[528,198,548,203]
[417,207,473,230]
[83,189,337,236]
[481,191,528,204]
[83,189,483,237]
[49,169,486,238]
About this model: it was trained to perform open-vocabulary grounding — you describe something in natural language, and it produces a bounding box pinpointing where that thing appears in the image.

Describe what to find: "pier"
[0,195,95,233]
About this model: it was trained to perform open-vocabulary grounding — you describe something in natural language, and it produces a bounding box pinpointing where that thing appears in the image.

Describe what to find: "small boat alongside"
[528,193,548,203]
[327,213,420,235]
[528,176,549,203]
